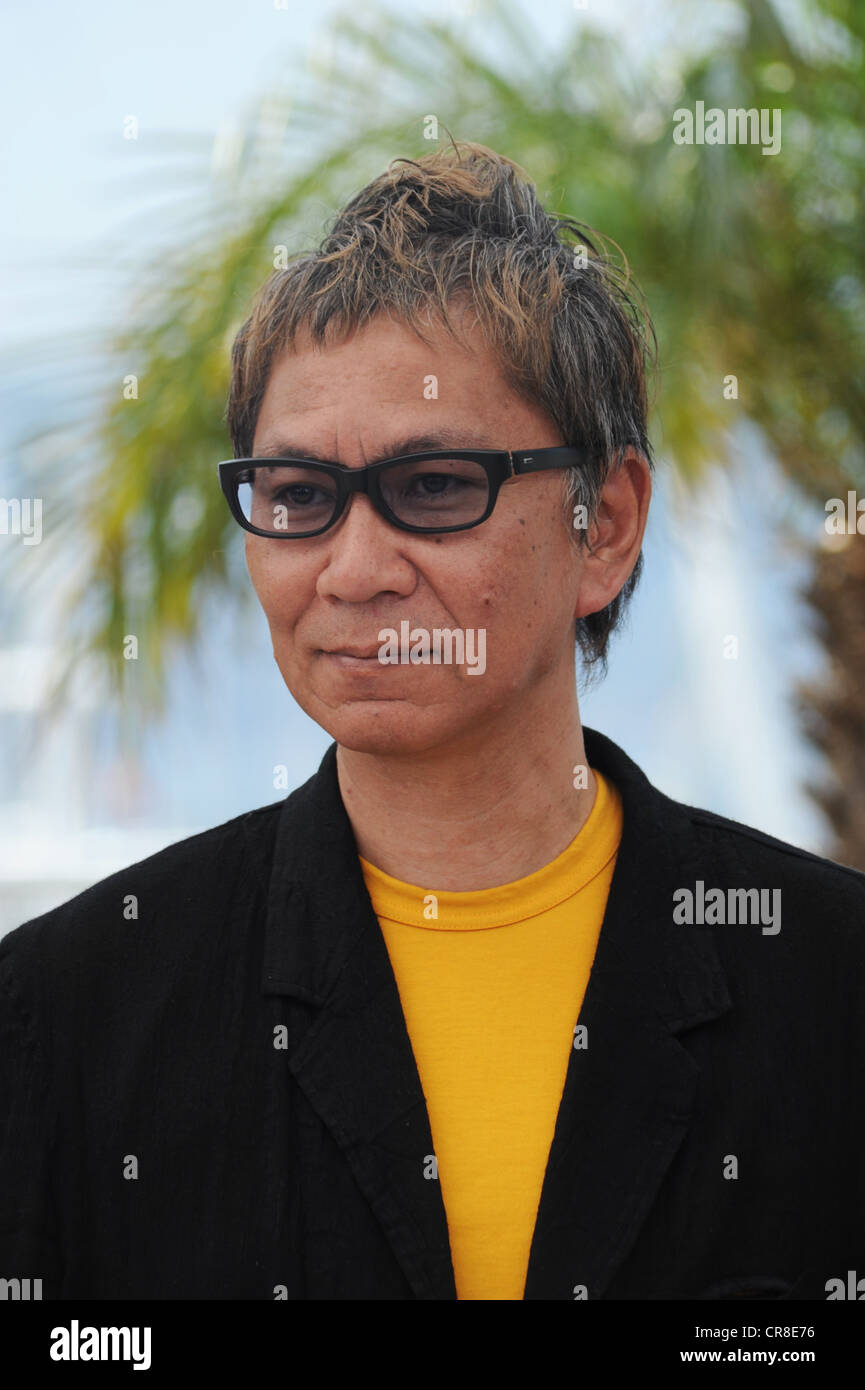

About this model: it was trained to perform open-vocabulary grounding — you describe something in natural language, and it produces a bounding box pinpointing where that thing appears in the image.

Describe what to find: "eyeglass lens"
[236,458,491,534]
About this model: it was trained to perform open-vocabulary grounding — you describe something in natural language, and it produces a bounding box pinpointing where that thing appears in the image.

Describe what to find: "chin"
[308,698,465,758]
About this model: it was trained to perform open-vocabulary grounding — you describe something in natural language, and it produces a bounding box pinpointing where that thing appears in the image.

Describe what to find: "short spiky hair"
[227,137,657,676]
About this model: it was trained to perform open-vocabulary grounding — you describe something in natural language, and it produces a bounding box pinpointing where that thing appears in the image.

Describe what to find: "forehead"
[263,310,501,394]
[251,311,526,457]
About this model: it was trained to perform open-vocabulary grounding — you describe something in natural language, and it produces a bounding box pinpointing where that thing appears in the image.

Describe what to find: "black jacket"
[1,727,864,1300]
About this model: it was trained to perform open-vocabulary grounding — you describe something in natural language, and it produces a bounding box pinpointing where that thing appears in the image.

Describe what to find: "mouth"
[318,646,388,670]
[321,646,382,660]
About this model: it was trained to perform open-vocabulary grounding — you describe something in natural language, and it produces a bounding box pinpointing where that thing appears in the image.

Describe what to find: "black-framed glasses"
[217,446,586,538]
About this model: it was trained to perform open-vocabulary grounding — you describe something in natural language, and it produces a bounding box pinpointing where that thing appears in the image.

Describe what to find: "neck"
[335,673,596,892]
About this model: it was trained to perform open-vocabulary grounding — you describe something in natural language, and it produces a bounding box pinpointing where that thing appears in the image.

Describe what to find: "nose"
[315,491,418,604]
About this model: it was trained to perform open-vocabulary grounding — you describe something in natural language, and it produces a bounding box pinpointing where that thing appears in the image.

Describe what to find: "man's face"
[247,311,586,756]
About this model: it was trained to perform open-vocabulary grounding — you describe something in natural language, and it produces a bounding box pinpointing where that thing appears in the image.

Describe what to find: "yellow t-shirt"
[358,766,623,1300]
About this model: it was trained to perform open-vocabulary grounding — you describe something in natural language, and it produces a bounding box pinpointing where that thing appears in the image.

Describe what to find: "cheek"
[475,516,561,609]
[466,543,546,646]
[482,524,576,644]
[246,546,275,619]
[245,543,305,629]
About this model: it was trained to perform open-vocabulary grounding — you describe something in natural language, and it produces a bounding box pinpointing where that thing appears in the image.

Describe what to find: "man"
[1,140,863,1302]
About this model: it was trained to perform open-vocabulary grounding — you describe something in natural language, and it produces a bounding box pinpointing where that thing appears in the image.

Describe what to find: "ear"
[574,448,652,620]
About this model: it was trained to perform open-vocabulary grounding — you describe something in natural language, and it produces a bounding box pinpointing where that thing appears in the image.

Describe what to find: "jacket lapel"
[523,728,732,1298]
[259,742,457,1300]
[259,728,732,1301]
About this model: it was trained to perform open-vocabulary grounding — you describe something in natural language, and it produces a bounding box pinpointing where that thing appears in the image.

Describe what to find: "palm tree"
[4,0,863,860]
[797,531,865,867]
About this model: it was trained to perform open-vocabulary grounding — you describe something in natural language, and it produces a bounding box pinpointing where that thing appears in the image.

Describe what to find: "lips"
[322,646,381,659]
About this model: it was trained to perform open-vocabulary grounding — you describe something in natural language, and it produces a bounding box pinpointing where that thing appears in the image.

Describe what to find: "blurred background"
[1,0,863,937]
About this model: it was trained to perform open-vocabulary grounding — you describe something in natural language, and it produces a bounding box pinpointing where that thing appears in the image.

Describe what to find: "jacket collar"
[258,726,733,1299]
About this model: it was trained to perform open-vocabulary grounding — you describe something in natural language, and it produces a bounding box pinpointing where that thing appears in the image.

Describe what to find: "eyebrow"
[253,429,497,462]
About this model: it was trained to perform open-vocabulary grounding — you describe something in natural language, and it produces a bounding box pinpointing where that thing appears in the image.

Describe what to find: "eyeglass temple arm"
[509,447,585,475]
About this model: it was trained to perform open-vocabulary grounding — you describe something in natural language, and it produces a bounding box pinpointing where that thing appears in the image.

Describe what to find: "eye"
[406,472,468,496]
[274,483,328,507]
[238,465,338,533]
